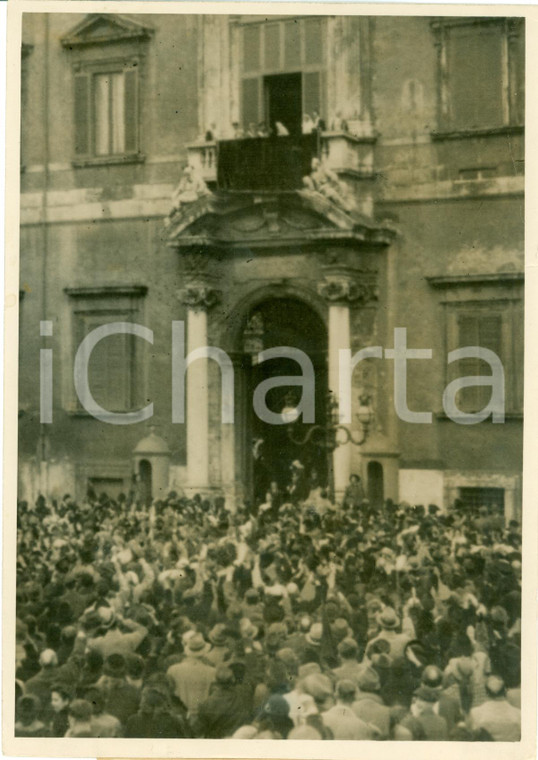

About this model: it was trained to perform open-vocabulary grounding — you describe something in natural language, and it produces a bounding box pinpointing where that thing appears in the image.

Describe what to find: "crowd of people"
[15,479,522,741]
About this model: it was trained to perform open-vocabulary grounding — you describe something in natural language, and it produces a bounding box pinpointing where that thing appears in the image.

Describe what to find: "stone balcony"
[186,130,377,190]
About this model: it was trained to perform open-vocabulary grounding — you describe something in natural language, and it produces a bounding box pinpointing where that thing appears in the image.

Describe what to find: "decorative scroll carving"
[318,277,378,305]
[179,285,221,311]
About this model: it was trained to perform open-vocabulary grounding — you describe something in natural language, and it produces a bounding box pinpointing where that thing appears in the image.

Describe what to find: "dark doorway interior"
[139,459,152,506]
[242,298,328,505]
[264,73,302,136]
[367,461,384,508]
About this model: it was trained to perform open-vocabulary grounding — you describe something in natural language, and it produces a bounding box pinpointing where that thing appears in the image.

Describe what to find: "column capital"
[179,284,221,312]
[318,273,378,306]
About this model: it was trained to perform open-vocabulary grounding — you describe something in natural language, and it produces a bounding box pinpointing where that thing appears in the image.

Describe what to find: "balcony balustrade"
[186,129,376,193]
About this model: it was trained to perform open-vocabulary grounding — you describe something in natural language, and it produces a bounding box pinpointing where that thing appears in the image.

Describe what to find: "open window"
[240,18,325,134]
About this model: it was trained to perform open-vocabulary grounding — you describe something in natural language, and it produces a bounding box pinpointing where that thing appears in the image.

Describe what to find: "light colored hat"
[39,649,58,667]
[376,607,400,630]
[97,606,116,628]
[357,667,381,693]
[239,617,258,639]
[305,622,323,646]
[185,633,210,656]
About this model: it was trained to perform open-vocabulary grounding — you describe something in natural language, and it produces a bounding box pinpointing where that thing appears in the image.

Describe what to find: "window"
[433,18,524,133]
[65,286,147,414]
[455,312,502,412]
[20,43,33,169]
[428,272,523,416]
[240,18,325,133]
[74,63,139,160]
[61,14,153,164]
[459,487,505,514]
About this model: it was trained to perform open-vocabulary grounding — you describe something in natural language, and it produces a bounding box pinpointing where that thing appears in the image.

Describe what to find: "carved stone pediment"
[166,191,396,252]
[61,14,154,48]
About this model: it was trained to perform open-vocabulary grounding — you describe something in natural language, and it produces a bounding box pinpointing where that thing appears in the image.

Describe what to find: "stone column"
[179,284,221,494]
[319,273,354,501]
[319,267,379,502]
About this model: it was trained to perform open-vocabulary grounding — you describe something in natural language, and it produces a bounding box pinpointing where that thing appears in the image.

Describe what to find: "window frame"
[64,286,148,416]
[432,17,524,138]
[428,273,523,418]
[239,17,327,130]
[71,57,144,167]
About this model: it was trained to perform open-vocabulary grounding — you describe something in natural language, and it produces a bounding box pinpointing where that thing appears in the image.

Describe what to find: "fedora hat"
[357,667,380,693]
[376,607,399,630]
[185,633,210,657]
[208,624,227,647]
[414,685,439,703]
[103,653,126,679]
[305,622,323,646]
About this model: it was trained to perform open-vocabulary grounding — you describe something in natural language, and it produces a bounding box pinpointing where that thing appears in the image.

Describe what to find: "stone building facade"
[18,13,524,519]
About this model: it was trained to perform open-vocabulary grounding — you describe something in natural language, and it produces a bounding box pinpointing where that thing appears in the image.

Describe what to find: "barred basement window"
[459,487,505,513]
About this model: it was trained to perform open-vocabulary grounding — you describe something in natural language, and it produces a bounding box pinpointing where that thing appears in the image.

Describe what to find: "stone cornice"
[426,272,523,288]
[64,285,148,298]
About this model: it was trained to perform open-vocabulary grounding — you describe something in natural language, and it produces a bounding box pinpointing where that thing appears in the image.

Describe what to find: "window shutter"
[303,71,321,117]
[457,313,502,411]
[242,77,260,128]
[264,24,281,71]
[74,72,90,156]
[284,20,301,69]
[87,326,133,412]
[512,27,525,125]
[457,315,480,411]
[243,25,261,72]
[478,314,502,356]
[124,68,138,153]
[304,18,323,65]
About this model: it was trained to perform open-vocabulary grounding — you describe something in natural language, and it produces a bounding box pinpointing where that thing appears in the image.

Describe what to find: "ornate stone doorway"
[239,296,328,506]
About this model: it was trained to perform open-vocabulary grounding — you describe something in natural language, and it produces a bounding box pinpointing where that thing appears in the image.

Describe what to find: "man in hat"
[352,667,391,739]
[469,675,520,741]
[206,624,231,667]
[64,699,93,738]
[332,638,367,687]
[87,609,148,660]
[322,680,377,739]
[24,649,60,715]
[96,653,140,726]
[343,474,366,511]
[394,685,448,740]
[368,607,413,660]
[166,633,216,721]
[195,665,251,738]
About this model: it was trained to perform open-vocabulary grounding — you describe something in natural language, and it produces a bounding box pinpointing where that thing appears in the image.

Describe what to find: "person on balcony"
[257,122,270,137]
[232,122,244,139]
[302,113,315,134]
[275,121,290,136]
[246,123,258,138]
[312,110,326,132]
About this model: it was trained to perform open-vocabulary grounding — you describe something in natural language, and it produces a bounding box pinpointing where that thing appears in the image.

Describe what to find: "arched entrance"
[239,297,328,505]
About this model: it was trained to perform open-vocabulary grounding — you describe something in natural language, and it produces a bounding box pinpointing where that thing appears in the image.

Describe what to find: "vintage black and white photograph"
[7,4,530,752]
